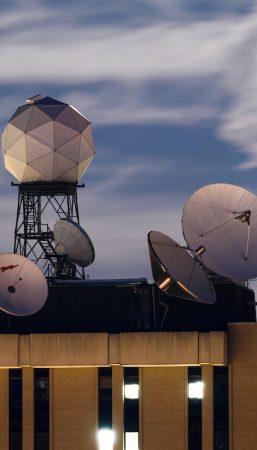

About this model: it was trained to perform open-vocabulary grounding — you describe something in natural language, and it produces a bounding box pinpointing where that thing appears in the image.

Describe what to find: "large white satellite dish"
[148,231,216,304]
[182,183,257,281]
[53,219,95,267]
[0,254,48,316]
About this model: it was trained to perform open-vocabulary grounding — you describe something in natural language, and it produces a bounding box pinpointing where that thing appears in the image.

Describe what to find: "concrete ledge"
[0,331,228,367]
[119,332,199,366]
[30,333,109,367]
[0,335,18,367]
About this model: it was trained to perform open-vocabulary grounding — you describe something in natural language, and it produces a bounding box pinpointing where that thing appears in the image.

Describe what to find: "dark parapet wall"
[0,280,254,334]
[159,282,256,332]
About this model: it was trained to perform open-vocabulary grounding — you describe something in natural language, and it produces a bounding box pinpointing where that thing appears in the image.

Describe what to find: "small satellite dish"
[148,231,216,304]
[182,183,257,280]
[0,254,48,316]
[53,219,95,267]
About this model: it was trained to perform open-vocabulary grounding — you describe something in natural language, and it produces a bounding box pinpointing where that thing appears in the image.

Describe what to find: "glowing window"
[188,381,204,399]
[98,429,114,450]
[124,384,139,399]
[125,432,139,450]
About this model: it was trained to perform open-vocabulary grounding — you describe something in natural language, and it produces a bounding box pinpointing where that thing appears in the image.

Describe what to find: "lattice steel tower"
[1,95,95,279]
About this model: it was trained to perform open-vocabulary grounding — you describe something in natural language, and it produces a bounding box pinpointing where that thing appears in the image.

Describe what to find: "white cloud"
[2,3,257,168]
[65,88,218,125]
[0,20,246,82]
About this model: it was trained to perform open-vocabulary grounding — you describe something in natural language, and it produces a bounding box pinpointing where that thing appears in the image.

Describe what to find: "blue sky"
[1,0,257,284]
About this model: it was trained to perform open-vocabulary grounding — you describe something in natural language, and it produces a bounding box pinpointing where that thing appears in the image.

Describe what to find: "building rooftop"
[0,278,255,334]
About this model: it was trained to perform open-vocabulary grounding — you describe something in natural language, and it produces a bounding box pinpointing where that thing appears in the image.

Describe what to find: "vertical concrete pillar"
[139,368,143,450]
[51,367,98,450]
[22,367,34,450]
[229,323,257,450]
[202,365,213,450]
[50,368,54,450]
[112,366,124,450]
[0,369,9,450]
[141,367,187,450]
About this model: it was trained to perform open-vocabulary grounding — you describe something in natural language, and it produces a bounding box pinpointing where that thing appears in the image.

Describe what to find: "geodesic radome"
[1,95,95,183]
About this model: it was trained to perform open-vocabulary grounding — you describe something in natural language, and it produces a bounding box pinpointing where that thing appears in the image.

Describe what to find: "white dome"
[1,96,95,183]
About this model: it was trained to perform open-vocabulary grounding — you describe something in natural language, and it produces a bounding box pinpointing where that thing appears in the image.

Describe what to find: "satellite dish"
[53,219,95,267]
[182,183,257,281]
[0,254,48,316]
[148,231,216,304]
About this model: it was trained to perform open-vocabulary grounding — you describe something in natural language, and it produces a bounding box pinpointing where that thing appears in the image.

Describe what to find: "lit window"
[98,429,115,450]
[188,381,204,399]
[125,432,139,450]
[124,384,139,399]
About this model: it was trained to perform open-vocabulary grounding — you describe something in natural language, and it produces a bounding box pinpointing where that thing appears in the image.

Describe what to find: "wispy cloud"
[2,1,257,166]
[0,20,246,82]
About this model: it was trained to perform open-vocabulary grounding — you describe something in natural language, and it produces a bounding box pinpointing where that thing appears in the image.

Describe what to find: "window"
[98,368,113,450]
[188,367,202,450]
[9,369,22,450]
[124,368,139,450]
[35,369,49,450]
[214,367,228,450]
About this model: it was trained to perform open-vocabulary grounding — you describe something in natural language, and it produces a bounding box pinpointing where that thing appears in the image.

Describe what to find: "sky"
[1,0,257,287]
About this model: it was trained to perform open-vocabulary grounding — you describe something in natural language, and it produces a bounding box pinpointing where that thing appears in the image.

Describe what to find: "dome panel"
[26,106,52,131]
[52,152,77,180]
[36,104,67,119]
[70,106,91,132]
[80,135,95,162]
[6,135,27,161]
[55,165,78,182]
[78,157,93,180]
[25,135,52,162]
[54,122,80,149]
[81,125,94,151]
[22,165,47,182]
[35,96,66,106]
[2,124,24,151]
[29,152,54,180]
[56,135,81,163]
[5,154,27,182]
[27,121,55,148]
[1,127,8,149]
[10,107,32,132]
[55,106,79,131]
[10,104,30,121]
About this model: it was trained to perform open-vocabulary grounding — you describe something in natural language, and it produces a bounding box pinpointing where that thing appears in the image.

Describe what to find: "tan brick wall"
[0,330,229,450]
[229,323,257,450]
[141,367,187,450]
[51,368,98,450]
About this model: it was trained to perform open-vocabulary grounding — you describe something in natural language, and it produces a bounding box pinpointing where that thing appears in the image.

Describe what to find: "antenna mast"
[1,95,95,280]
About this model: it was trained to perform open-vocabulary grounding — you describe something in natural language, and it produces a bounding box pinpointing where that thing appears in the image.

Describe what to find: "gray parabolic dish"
[148,231,216,304]
[182,183,257,281]
[0,254,48,316]
[53,219,95,267]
